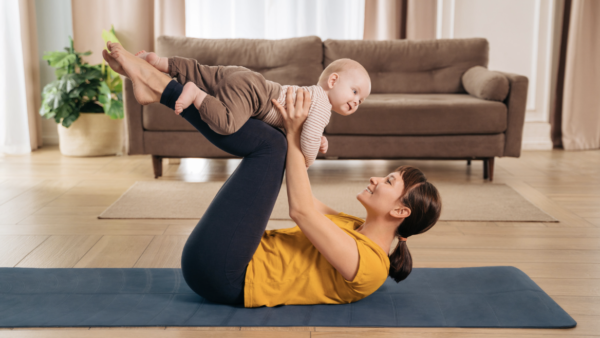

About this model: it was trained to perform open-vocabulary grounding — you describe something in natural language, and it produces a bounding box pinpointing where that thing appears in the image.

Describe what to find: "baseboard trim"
[42,136,59,146]
[522,122,553,150]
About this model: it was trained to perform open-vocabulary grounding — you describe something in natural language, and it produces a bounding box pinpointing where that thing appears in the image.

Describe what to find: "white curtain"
[185,0,365,40]
[0,0,31,154]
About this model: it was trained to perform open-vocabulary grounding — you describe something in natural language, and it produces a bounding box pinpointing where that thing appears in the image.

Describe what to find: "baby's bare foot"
[175,82,207,115]
[106,42,172,105]
[135,50,169,73]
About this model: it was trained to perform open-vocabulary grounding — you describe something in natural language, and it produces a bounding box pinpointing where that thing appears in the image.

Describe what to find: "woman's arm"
[272,88,359,282]
[313,195,339,216]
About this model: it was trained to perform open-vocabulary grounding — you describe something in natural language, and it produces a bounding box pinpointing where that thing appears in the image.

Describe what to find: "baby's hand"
[319,136,328,154]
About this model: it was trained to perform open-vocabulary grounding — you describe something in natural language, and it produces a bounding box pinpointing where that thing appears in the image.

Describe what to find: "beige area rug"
[99,181,557,222]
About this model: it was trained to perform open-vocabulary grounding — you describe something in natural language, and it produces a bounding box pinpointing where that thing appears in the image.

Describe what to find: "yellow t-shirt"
[244,212,391,308]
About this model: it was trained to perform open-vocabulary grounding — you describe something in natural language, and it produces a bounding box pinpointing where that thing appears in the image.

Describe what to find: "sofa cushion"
[324,38,489,94]
[156,35,323,87]
[316,134,506,158]
[462,66,510,101]
[324,94,507,136]
[143,103,197,131]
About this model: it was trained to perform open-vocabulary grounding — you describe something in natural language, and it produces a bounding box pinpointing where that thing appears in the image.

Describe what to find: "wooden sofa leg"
[467,159,471,166]
[483,157,495,181]
[152,155,163,179]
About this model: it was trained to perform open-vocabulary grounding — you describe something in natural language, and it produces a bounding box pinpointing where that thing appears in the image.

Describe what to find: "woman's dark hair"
[388,165,442,283]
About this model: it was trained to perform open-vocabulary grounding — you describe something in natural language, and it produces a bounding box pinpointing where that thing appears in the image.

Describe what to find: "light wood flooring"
[0,145,599,337]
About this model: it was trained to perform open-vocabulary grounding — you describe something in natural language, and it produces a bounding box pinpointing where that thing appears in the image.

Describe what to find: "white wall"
[34,0,73,146]
[437,0,557,150]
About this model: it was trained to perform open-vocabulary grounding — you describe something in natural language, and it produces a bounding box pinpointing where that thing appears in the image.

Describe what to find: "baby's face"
[326,69,371,116]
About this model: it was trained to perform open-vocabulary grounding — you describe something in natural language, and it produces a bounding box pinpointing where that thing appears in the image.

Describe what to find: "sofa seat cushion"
[324,93,507,136]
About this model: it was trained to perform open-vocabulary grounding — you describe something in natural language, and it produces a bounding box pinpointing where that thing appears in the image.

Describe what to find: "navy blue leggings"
[160,80,287,305]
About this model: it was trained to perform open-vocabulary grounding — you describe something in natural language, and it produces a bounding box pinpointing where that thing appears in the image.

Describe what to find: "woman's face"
[357,171,406,216]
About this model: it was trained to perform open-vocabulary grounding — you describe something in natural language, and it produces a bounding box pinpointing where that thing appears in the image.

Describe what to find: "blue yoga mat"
[0,266,576,328]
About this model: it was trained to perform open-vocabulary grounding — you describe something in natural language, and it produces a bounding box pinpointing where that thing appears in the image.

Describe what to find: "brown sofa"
[124,35,529,181]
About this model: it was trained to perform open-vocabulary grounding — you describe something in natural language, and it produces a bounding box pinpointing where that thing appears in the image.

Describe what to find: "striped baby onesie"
[262,84,332,167]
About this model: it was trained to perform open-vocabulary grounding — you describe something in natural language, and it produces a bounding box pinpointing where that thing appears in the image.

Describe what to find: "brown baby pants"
[167,56,281,135]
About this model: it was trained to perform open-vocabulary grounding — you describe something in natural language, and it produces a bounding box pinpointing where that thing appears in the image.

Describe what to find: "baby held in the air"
[136,51,371,168]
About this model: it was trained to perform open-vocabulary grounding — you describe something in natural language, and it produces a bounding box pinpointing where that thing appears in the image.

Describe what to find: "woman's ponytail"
[389,239,412,283]
[388,166,442,283]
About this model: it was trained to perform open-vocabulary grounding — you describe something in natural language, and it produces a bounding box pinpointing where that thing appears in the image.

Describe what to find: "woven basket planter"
[57,113,123,156]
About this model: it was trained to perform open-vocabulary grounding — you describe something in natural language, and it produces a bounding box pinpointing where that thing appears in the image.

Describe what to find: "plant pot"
[57,112,123,156]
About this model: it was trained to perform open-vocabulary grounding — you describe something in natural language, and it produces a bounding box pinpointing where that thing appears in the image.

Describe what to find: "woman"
[102,42,442,308]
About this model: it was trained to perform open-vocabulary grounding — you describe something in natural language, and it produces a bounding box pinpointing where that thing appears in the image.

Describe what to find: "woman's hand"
[272,87,311,136]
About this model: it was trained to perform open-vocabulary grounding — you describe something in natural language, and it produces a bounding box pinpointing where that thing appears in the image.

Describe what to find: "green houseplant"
[39,27,126,156]
[39,33,123,127]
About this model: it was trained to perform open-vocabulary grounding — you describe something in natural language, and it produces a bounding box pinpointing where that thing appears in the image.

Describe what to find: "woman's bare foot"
[106,42,172,105]
[102,47,127,77]
[135,50,169,73]
[175,82,208,115]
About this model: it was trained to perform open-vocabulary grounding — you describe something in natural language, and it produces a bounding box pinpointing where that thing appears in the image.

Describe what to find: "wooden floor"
[0,145,599,338]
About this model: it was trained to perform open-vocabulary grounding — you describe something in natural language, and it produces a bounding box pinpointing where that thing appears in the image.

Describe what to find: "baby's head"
[318,58,371,116]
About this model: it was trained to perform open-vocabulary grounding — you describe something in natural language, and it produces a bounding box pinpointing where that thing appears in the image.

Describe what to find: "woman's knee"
[263,127,287,159]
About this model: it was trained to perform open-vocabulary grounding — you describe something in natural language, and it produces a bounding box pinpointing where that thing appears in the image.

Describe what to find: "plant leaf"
[106,99,123,119]
[98,81,111,103]
[39,83,59,118]
[57,73,81,93]
[112,79,122,93]
[102,27,121,47]
[80,67,102,81]
[98,81,112,113]
[41,86,64,111]
[81,85,98,101]
[39,93,55,118]
[43,52,76,69]
[54,100,74,120]
[61,110,80,128]
[68,86,85,99]
[54,68,67,80]
[41,81,57,95]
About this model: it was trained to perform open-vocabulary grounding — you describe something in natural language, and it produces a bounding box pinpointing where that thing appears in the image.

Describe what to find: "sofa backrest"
[156,35,323,87]
[324,38,489,94]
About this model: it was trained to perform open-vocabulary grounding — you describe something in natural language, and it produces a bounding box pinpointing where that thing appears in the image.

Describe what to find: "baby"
[135,51,371,167]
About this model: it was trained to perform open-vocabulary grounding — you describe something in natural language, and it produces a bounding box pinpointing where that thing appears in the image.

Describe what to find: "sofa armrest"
[123,77,145,155]
[462,66,509,102]
[495,71,529,157]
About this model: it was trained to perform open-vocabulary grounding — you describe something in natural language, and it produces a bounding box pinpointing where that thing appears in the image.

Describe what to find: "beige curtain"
[561,0,600,150]
[550,0,570,148]
[364,0,436,40]
[71,0,185,154]
[406,0,437,40]
[364,0,407,40]
[19,0,42,151]
[71,0,185,65]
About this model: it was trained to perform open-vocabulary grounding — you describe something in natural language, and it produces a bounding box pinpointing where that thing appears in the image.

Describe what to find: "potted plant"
[39,27,124,156]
